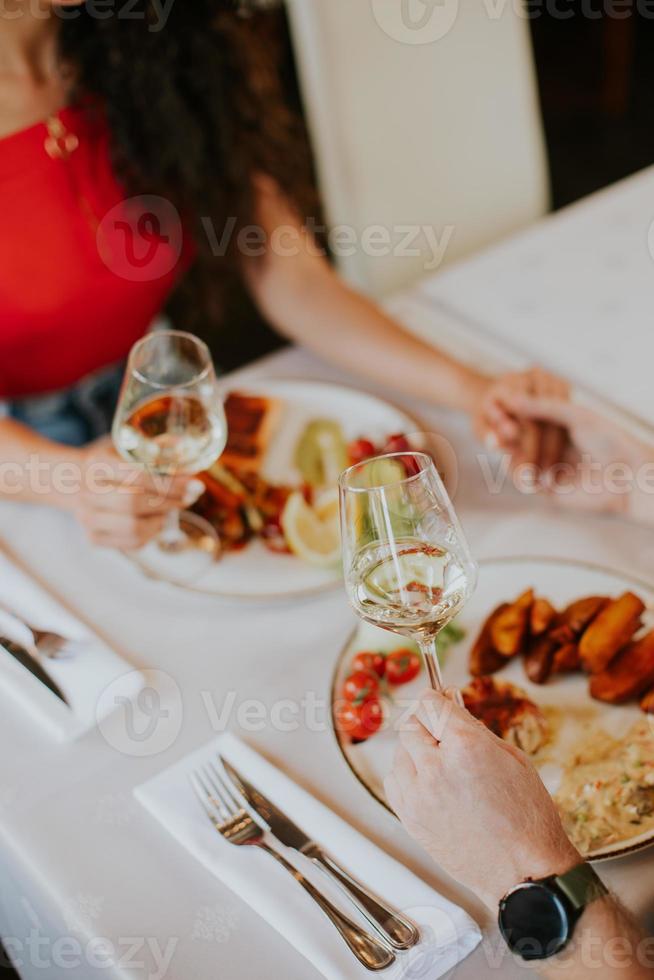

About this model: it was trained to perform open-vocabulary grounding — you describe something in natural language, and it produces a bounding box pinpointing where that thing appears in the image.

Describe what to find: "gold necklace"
[43,112,101,236]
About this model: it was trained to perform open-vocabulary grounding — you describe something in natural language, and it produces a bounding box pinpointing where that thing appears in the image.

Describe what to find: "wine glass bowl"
[112,330,227,583]
[113,331,226,476]
[339,452,477,690]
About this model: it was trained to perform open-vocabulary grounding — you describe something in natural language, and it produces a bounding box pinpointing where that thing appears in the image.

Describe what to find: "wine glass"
[339,452,477,690]
[112,330,227,584]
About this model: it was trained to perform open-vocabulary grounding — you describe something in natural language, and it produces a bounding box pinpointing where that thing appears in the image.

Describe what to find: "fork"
[30,628,77,660]
[191,762,395,972]
[0,603,75,660]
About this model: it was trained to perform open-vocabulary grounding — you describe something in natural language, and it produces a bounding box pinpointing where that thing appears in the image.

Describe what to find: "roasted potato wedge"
[579,592,645,673]
[530,598,557,636]
[641,686,654,714]
[548,624,576,647]
[491,589,534,657]
[469,604,509,677]
[523,634,556,685]
[552,643,580,673]
[559,596,610,636]
[589,630,654,704]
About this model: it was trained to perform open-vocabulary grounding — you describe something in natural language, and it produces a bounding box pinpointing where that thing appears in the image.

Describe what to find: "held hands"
[497,393,654,523]
[384,688,580,911]
[67,439,204,550]
[475,368,570,473]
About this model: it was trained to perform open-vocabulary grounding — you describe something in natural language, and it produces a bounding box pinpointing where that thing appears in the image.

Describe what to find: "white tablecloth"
[389,166,654,434]
[2,175,654,980]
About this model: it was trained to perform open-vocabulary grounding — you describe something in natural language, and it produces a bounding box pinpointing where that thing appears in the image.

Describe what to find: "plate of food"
[187,379,423,599]
[331,556,654,861]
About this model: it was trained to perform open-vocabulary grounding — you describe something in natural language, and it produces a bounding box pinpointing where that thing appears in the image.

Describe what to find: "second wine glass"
[339,452,477,690]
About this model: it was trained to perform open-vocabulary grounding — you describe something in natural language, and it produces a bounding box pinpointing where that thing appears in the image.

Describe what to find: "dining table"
[1,166,653,980]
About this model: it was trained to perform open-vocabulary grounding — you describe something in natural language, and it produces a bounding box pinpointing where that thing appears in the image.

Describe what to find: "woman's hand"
[384,688,581,910]
[475,368,570,475]
[497,393,654,524]
[68,440,203,551]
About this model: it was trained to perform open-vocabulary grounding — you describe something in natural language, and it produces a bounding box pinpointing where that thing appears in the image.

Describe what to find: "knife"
[0,636,69,705]
[220,756,419,950]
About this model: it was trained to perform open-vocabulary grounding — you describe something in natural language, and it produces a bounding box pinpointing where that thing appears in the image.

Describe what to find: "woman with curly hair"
[0,0,560,549]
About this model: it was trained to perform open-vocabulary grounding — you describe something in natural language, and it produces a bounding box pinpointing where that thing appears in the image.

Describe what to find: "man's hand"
[475,368,570,475]
[497,393,654,523]
[384,688,581,910]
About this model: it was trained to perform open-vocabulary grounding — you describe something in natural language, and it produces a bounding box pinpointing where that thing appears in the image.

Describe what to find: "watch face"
[499,882,571,961]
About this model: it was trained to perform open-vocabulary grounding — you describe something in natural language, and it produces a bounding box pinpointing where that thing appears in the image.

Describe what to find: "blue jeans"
[4,363,125,447]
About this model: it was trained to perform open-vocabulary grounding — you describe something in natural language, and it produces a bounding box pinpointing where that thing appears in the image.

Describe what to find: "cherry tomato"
[343,670,380,703]
[348,438,377,465]
[335,698,383,741]
[402,455,423,477]
[352,651,386,679]
[385,648,421,685]
[382,433,411,455]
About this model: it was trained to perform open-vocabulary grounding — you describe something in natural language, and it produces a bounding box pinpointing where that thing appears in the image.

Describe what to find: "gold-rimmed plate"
[331,556,654,862]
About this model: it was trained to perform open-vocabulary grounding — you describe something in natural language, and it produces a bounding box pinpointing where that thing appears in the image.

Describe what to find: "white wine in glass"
[112,330,227,584]
[339,452,477,690]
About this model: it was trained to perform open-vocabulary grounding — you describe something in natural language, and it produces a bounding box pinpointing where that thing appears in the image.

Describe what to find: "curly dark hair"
[58,0,318,334]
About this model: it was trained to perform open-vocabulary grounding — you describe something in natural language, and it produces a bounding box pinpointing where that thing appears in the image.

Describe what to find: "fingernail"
[485,432,499,451]
[183,479,205,506]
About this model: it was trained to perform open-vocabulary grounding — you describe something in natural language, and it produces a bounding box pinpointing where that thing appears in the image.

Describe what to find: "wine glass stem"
[418,635,443,691]
[161,509,184,547]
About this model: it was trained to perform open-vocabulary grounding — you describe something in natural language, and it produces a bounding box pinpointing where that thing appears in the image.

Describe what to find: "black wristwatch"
[498,862,608,961]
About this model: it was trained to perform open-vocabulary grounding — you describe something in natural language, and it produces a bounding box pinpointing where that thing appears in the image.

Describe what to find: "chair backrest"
[286,0,549,297]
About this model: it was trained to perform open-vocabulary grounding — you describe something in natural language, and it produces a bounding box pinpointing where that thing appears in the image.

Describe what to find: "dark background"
[217,2,654,375]
[531,2,654,207]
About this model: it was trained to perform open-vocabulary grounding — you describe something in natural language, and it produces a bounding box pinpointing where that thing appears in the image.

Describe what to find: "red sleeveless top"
[0,104,192,399]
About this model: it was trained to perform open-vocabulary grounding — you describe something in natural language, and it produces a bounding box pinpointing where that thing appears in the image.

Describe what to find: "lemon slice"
[281,489,341,567]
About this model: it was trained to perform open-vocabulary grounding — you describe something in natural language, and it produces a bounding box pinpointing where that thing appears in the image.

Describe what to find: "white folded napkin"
[135,734,481,979]
[0,551,144,741]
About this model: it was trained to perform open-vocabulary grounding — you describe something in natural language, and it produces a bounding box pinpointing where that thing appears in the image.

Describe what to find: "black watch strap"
[548,862,608,913]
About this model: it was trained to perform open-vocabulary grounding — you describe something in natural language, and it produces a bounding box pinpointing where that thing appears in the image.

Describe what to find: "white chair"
[286,0,549,297]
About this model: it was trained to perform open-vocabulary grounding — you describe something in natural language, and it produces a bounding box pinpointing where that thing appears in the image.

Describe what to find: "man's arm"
[542,896,653,979]
[385,689,651,980]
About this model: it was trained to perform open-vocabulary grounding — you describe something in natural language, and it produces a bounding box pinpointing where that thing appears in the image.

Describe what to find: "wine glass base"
[131,511,221,586]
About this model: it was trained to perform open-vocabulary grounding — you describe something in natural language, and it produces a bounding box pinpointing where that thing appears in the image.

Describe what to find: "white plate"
[331,556,654,861]
[183,379,421,600]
